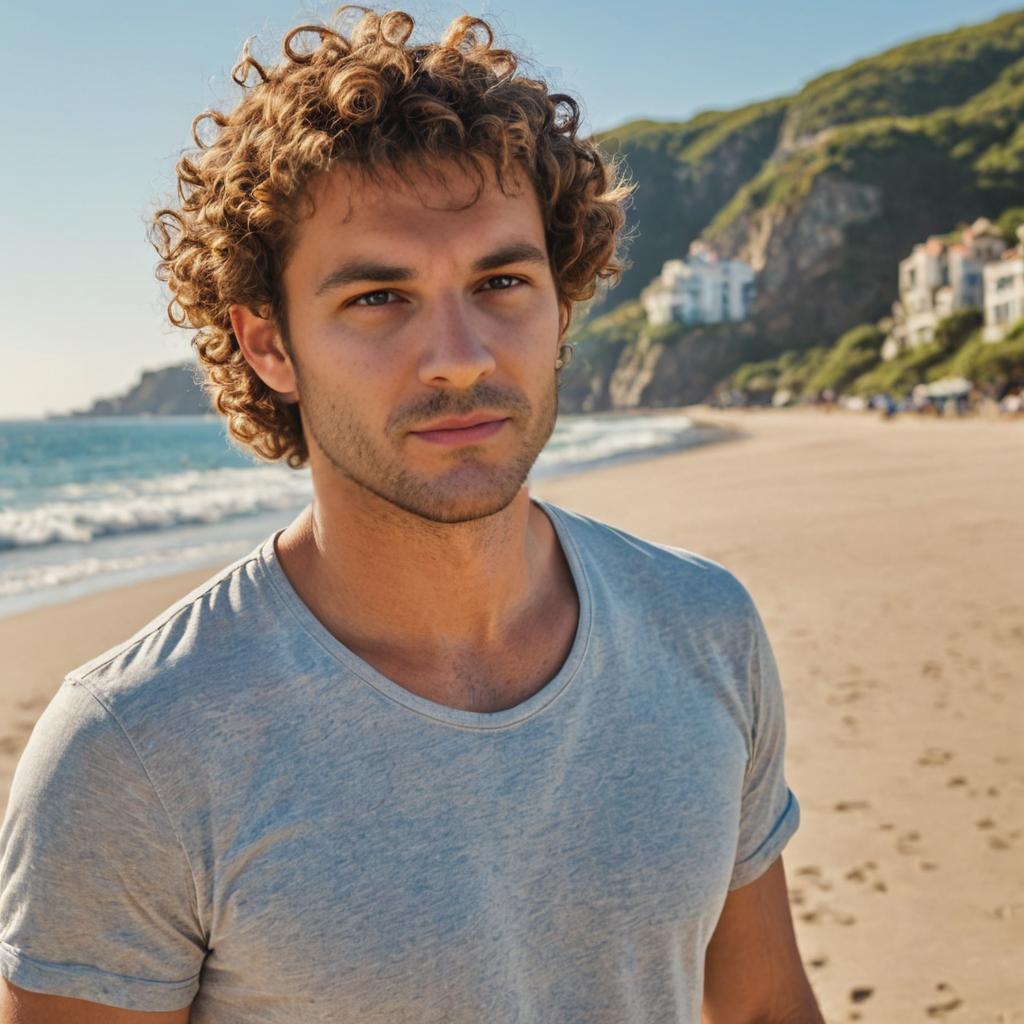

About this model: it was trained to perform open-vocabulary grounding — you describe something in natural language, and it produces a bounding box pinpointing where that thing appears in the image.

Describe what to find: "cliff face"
[711,172,883,339]
[570,10,1024,411]
[595,100,789,311]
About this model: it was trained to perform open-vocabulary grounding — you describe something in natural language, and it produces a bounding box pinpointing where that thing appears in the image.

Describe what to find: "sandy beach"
[1,406,1021,1021]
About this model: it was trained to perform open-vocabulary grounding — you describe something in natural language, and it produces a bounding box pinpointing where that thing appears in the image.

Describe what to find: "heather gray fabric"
[0,498,799,1023]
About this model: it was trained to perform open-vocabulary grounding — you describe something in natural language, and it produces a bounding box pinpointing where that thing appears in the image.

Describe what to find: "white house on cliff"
[641,241,756,327]
[881,217,1006,360]
[983,224,1024,342]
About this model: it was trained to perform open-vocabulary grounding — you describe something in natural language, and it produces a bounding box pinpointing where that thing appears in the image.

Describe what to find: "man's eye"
[483,275,523,291]
[351,290,397,307]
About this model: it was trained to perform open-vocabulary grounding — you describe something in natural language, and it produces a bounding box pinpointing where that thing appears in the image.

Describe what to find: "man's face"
[277,158,563,524]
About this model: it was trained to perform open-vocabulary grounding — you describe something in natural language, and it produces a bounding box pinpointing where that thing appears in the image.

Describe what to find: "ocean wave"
[539,414,695,468]
[0,542,246,598]
[0,466,312,550]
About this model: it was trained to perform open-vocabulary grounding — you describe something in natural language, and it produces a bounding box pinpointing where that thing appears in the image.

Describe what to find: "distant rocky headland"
[48,364,213,419]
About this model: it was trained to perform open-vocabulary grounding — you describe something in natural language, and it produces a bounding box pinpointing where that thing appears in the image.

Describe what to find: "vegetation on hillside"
[780,11,1024,142]
[997,206,1024,243]
[725,311,1024,404]
[707,50,1024,244]
[927,321,1024,390]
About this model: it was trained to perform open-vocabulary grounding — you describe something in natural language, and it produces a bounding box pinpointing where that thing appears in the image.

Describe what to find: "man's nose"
[416,293,497,390]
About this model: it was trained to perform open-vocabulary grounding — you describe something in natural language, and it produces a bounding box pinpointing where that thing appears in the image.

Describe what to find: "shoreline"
[1,406,1022,1018]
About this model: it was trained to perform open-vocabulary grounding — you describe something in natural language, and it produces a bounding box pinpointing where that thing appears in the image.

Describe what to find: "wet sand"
[2,406,1022,1020]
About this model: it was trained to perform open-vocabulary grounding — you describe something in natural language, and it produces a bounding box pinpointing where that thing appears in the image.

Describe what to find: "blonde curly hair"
[151,6,633,468]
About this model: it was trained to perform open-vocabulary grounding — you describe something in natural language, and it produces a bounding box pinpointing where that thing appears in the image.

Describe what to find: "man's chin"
[396,478,527,525]
[361,464,533,525]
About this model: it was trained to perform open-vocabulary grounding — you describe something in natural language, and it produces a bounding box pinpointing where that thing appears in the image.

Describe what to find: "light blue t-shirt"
[0,499,799,1022]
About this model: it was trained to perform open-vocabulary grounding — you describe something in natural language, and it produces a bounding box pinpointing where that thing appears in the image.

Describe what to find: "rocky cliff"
[564,9,1024,412]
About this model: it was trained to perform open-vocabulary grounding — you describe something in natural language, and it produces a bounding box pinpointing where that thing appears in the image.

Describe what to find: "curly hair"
[151,5,633,468]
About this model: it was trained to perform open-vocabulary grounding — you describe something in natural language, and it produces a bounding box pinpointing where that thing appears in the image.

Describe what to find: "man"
[0,9,823,1022]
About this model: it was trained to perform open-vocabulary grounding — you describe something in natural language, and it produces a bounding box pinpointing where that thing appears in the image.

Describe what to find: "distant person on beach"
[0,9,822,1023]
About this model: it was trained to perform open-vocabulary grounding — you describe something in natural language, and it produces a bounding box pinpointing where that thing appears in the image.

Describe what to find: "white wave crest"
[0,542,244,598]
[0,466,312,550]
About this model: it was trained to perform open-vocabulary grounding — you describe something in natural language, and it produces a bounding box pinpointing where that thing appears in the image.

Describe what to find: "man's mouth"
[409,413,510,446]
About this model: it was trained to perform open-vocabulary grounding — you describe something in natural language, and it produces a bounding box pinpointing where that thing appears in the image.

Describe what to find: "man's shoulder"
[64,537,278,715]
[544,500,757,623]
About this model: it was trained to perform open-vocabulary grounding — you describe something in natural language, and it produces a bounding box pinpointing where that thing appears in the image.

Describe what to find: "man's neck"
[274,483,565,669]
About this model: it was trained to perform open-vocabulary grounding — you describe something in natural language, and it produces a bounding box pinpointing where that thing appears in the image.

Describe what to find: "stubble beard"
[299,376,559,525]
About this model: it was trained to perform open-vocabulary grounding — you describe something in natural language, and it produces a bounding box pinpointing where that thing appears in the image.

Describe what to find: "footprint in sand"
[896,830,924,855]
[991,902,1024,920]
[15,695,47,712]
[834,799,871,812]
[794,865,833,892]
[921,660,944,679]
[798,904,856,926]
[926,981,963,1018]
[946,775,968,788]
[0,734,24,757]
[844,861,888,893]
[793,866,854,925]
[826,683,867,707]
[917,748,954,767]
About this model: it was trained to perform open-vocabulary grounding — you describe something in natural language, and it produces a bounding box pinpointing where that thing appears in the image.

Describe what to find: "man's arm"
[702,855,824,1024]
[0,979,190,1024]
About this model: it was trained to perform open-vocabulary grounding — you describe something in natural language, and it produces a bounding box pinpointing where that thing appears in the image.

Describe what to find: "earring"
[555,343,574,371]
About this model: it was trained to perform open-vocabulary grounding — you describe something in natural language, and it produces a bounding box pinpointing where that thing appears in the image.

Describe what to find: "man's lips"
[409,414,510,446]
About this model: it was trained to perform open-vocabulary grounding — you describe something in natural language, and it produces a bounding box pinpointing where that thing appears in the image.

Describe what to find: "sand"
[1,406,1021,1021]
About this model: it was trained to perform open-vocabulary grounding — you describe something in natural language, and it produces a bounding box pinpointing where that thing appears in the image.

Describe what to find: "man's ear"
[228,304,299,404]
[558,301,573,341]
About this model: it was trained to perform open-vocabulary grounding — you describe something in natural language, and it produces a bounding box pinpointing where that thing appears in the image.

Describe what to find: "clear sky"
[2,0,1017,419]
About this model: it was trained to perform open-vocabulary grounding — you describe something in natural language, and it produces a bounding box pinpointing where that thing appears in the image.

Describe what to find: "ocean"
[0,411,722,619]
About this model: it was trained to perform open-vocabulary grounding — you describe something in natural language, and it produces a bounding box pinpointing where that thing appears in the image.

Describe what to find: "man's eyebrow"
[313,241,549,298]
[314,261,413,297]
[471,242,549,273]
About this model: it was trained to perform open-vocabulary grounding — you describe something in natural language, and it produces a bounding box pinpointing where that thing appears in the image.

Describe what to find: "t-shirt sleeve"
[727,602,801,891]
[0,677,206,1011]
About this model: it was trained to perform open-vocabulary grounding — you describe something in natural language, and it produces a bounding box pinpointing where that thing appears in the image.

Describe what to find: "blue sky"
[2,0,1017,419]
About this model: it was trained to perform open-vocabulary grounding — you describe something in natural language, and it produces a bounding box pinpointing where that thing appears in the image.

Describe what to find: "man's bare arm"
[0,979,190,1024]
[702,855,824,1023]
